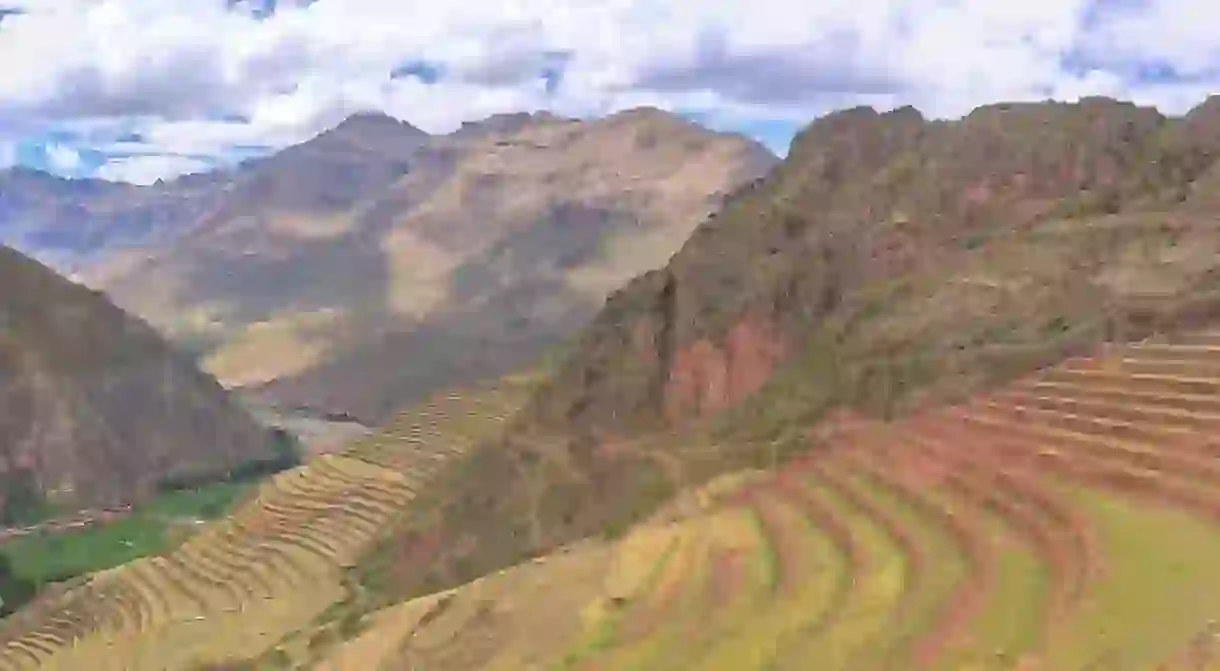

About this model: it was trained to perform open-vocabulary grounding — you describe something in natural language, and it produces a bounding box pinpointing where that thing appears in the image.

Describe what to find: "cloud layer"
[1,0,1218,183]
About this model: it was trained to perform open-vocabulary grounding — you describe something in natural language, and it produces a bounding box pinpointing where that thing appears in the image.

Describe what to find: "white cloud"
[1074,1,1220,79]
[2,0,1220,181]
[44,143,82,173]
[93,154,212,184]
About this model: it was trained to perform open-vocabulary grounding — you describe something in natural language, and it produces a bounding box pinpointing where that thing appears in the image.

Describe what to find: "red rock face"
[662,313,788,422]
[961,179,994,207]
[594,438,635,462]
[1094,156,1121,189]
[631,320,660,365]
[725,315,789,406]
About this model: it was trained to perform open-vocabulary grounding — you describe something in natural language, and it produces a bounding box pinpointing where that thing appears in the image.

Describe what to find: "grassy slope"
[316,333,1220,669]
[327,156,1220,666]
[1044,488,1220,669]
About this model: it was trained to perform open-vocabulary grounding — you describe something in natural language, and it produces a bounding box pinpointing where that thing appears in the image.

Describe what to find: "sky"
[0,0,1218,184]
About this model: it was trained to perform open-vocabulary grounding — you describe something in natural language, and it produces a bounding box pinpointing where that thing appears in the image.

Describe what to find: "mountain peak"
[278,110,430,162]
[326,111,428,139]
[0,166,124,196]
[452,110,570,138]
[602,106,699,130]
[611,105,678,119]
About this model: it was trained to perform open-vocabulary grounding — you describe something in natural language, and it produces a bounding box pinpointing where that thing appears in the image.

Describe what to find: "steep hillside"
[527,97,1220,436]
[361,96,1220,604]
[0,244,274,518]
[35,109,776,421]
[319,329,1220,671]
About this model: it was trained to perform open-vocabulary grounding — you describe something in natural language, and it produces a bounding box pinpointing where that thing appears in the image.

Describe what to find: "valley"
[241,399,374,456]
[12,94,1220,671]
[0,379,533,670]
[15,329,1220,669]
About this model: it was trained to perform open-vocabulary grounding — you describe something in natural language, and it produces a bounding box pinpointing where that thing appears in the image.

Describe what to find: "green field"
[2,482,253,585]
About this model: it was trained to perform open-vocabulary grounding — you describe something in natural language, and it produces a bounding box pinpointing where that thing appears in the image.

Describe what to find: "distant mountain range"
[0,109,776,423]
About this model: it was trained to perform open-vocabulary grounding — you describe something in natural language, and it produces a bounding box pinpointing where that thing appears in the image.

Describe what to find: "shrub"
[0,554,36,616]
[0,469,55,526]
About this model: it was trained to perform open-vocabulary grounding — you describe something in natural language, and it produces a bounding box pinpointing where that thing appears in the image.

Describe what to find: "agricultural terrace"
[339,377,534,475]
[0,380,528,671]
[321,329,1220,671]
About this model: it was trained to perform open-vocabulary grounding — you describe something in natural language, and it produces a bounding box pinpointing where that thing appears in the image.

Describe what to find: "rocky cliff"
[524,97,1220,437]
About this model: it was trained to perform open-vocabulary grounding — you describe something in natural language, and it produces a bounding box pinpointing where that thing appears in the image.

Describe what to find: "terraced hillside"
[339,376,535,476]
[0,380,531,671]
[321,328,1220,671]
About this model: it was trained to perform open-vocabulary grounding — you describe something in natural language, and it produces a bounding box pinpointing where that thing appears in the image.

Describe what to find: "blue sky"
[0,0,1218,183]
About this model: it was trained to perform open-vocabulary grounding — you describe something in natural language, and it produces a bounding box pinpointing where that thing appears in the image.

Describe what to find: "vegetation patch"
[0,468,58,526]
[1043,486,1220,670]
[0,554,35,617]
[1,481,252,587]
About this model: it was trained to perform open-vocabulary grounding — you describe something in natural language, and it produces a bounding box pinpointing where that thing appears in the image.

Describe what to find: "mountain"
[18,96,1220,668]
[241,109,777,420]
[0,168,206,272]
[48,109,776,421]
[0,114,429,271]
[521,97,1220,436]
[0,112,428,330]
[71,112,430,347]
[0,244,275,520]
[360,95,1220,603]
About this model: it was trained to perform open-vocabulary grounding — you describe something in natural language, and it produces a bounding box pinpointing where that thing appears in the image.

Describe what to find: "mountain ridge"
[523,95,1220,436]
